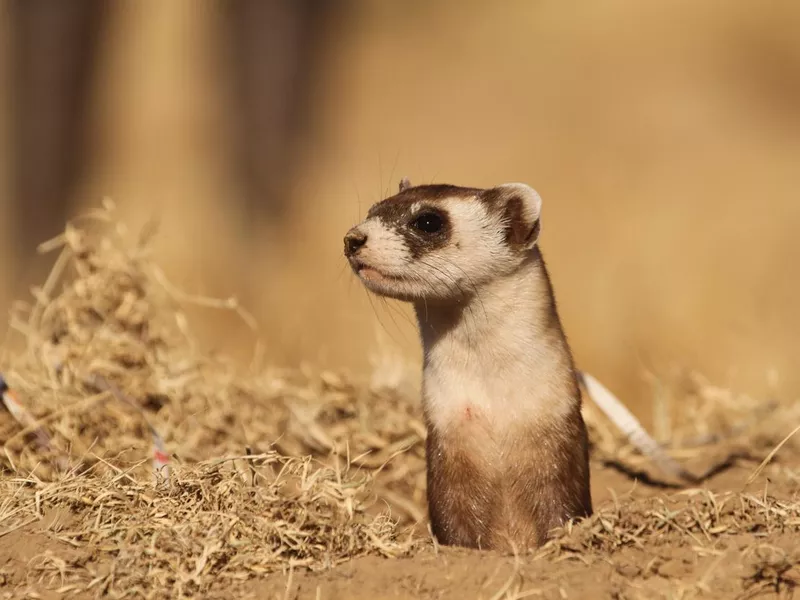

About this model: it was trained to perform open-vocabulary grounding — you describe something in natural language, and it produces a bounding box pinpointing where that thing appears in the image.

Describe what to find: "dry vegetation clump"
[1,455,402,597]
[0,204,799,599]
[583,364,800,488]
[548,491,800,556]
[0,204,417,597]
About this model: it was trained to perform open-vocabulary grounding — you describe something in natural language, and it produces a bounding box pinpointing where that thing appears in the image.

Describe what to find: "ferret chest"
[422,333,572,437]
[423,359,538,436]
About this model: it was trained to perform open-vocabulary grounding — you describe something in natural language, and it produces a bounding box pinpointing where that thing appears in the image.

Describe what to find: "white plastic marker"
[579,371,699,484]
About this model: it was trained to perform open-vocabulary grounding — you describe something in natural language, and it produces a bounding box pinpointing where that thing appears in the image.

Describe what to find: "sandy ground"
[2,1,800,416]
[2,440,797,599]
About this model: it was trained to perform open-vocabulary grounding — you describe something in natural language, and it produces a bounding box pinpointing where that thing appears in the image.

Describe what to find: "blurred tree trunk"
[8,0,107,285]
[219,0,343,233]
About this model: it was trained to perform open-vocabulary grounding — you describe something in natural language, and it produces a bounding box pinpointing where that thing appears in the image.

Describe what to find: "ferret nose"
[344,229,368,257]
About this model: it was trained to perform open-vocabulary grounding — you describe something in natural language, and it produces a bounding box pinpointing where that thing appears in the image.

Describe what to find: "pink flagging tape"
[90,375,171,483]
[0,371,170,482]
[0,374,71,471]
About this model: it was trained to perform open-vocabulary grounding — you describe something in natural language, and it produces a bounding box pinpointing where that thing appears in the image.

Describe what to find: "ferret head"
[343,179,543,301]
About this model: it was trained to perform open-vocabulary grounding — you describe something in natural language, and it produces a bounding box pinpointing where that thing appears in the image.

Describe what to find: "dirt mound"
[0,206,798,599]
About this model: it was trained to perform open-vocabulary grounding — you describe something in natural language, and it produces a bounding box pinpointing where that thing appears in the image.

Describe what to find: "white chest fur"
[421,322,573,436]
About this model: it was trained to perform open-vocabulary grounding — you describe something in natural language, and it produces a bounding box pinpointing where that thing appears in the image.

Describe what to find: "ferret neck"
[413,248,562,356]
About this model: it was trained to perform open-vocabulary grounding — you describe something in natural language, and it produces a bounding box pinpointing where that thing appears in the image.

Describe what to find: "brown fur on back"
[426,401,592,551]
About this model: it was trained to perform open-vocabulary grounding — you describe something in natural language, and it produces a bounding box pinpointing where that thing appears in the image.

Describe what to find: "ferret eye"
[411,212,444,234]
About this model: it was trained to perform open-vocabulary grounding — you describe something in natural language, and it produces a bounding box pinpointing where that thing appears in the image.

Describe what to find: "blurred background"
[0,0,798,427]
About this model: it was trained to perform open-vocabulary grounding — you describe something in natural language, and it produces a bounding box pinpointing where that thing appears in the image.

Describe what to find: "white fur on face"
[408,198,518,298]
[350,194,528,301]
[349,217,424,299]
[356,218,413,273]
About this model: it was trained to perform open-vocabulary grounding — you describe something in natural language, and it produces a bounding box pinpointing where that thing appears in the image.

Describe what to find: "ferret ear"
[398,177,412,192]
[483,183,542,250]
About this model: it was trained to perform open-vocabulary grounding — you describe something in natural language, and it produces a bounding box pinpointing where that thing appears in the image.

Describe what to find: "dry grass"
[0,205,798,599]
[548,491,800,556]
[0,204,418,597]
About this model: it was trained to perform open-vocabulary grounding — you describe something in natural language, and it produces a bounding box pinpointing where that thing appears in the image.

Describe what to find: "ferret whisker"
[440,258,489,323]
[387,298,416,332]
[386,150,401,201]
[420,257,482,352]
[417,256,482,355]
[415,257,465,298]
[362,286,398,347]
[334,260,352,285]
[377,153,384,201]
[423,254,489,327]
[378,295,414,345]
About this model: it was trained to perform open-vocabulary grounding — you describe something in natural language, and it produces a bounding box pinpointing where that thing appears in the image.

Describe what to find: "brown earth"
[0,210,798,600]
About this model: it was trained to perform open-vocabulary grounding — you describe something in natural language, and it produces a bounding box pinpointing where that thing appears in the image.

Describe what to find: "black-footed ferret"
[344,179,694,551]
